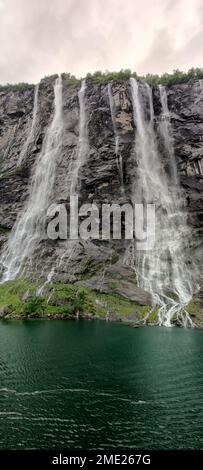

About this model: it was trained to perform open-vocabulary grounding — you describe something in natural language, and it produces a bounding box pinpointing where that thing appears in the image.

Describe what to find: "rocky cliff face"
[0,77,202,325]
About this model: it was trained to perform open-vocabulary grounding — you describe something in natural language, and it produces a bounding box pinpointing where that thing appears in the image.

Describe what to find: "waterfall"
[54,79,89,274]
[36,268,55,296]
[107,83,124,188]
[130,79,167,204]
[129,77,197,327]
[70,79,88,194]
[199,79,203,92]
[36,79,89,288]
[158,85,178,185]
[18,84,39,165]
[0,76,63,282]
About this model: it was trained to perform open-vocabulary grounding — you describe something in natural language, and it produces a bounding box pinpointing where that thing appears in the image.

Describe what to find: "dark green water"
[0,320,202,450]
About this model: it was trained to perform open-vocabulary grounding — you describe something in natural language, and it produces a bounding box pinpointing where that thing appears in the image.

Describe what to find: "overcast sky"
[0,0,202,84]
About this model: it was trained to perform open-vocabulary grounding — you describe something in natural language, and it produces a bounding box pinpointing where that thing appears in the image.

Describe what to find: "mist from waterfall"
[107,83,124,188]
[0,76,63,282]
[128,77,197,327]
[18,84,39,165]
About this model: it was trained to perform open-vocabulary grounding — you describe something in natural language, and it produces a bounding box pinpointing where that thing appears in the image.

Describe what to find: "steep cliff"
[0,76,202,325]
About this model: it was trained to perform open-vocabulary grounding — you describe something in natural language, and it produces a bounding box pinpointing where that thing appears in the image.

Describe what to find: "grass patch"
[88,290,149,319]
[186,299,203,323]
[0,280,96,317]
[147,307,159,323]
[0,279,38,315]
[0,279,154,322]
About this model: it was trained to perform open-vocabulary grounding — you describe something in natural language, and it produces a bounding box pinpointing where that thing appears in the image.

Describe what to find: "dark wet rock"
[0,76,202,319]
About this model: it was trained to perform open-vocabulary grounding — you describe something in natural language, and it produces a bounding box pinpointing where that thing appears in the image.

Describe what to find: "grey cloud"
[136,28,175,75]
[137,0,203,74]
[0,0,202,84]
[137,15,203,73]
[0,0,134,83]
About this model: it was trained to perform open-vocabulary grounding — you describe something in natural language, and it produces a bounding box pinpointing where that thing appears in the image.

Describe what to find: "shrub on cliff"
[23,296,45,315]
[85,67,203,86]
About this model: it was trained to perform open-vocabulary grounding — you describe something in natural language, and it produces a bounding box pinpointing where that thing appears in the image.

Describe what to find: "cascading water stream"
[128,77,197,327]
[36,268,55,297]
[199,79,203,92]
[18,83,39,165]
[107,83,124,188]
[53,79,89,276]
[70,79,88,195]
[158,85,178,185]
[0,76,63,282]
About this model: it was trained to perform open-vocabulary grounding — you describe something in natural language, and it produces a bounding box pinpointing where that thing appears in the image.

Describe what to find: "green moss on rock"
[147,307,159,323]
[0,279,37,314]
[0,280,202,327]
[79,257,104,279]
[0,279,151,322]
[186,299,203,325]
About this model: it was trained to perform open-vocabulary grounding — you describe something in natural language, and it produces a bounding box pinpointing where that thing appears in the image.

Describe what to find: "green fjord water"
[0,320,202,450]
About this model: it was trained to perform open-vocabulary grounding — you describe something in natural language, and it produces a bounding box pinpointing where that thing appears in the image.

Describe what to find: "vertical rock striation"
[0,75,202,325]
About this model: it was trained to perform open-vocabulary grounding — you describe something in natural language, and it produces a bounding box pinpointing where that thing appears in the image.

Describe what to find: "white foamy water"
[0,76,63,281]
[158,84,178,185]
[108,82,124,188]
[44,79,89,281]
[199,79,203,92]
[70,79,88,194]
[127,78,198,326]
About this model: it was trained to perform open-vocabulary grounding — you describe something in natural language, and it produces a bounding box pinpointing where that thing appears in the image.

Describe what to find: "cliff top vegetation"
[1,67,203,90]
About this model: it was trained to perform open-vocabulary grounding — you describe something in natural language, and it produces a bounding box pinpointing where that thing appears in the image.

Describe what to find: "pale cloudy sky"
[0,0,202,84]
